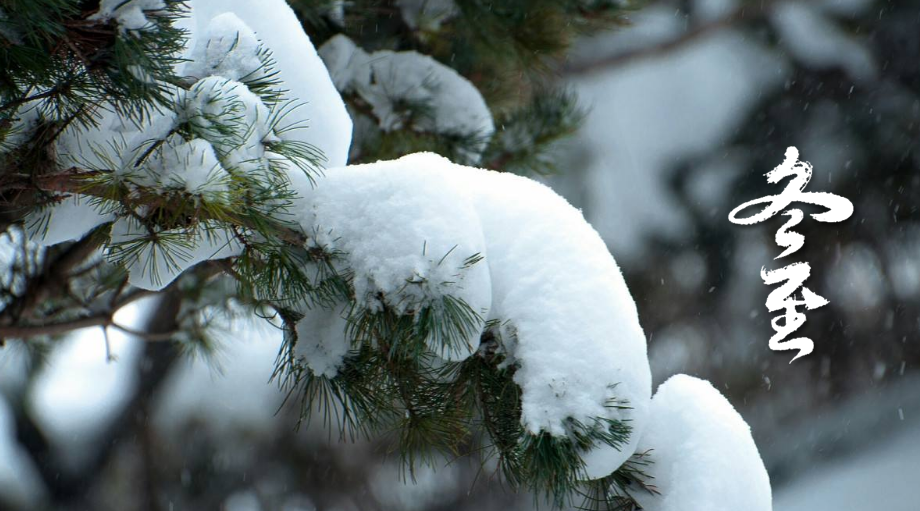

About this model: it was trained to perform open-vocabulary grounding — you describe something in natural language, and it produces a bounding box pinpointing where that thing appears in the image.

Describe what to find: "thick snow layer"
[108,217,243,291]
[37,103,176,248]
[55,102,178,175]
[294,154,492,361]
[25,195,116,247]
[295,153,650,474]
[317,35,370,93]
[318,35,494,163]
[180,0,352,168]
[633,375,771,511]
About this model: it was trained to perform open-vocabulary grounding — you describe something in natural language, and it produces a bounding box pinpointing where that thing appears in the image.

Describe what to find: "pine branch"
[0,227,107,331]
[11,167,309,245]
[0,312,176,341]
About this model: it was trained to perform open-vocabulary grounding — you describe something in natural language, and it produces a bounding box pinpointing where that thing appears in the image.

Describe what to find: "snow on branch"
[17,0,351,292]
[1,1,773,508]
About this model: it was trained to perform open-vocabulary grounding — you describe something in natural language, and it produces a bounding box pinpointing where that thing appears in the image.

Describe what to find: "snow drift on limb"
[633,374,772,511]
[293,155,493,361]
[318,35,494,164]
[291,152,651,476]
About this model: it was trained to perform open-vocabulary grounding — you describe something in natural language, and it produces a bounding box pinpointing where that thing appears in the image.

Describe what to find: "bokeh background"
[2,0,919,509]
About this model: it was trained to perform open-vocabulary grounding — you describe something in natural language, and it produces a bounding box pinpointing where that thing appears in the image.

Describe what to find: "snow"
[35,104,178,248]
[0,227,43,316]
[318,35,494,164]
[108,217,243,291]
[24,0,353,291]
[294,304,352,378]
[294,154,492,361]
[183,13,265,83]
[25,195,116,247]
[55,101,179,175]
[91,0,166,31]
[176,76,273,174]
[295,152,650,476]
[317,35,370,94]
[179,0,352,168]
[0,102,41,154]
[147,138,231,200]
[633,375,771,511]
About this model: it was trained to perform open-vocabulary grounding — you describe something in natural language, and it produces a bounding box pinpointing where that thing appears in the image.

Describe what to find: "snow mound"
[294,154,492,361]
[293,152,651,473]
[633,374,772,511]
[183,12,265,83]
[319,35,494,164]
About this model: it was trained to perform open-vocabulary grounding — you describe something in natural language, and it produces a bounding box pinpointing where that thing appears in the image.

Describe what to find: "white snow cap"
[319,35,494,164]
[25,195,116,247]
[292,152,650,473]
[294,154,492,361]
[633,375,772,511]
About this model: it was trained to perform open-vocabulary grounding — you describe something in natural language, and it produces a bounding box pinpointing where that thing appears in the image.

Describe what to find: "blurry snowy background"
[2,0,919,509]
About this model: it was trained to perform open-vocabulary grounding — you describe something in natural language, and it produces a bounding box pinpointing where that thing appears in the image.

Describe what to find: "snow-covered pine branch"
[0,1,772,509]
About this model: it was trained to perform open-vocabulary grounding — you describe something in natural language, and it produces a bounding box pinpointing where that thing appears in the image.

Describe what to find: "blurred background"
[1,0,919,509]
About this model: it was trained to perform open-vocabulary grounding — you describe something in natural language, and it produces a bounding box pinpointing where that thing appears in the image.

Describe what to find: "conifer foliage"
[0,2,772,510]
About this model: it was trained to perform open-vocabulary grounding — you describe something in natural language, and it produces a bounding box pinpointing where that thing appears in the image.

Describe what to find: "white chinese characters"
[728,147,854,362]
